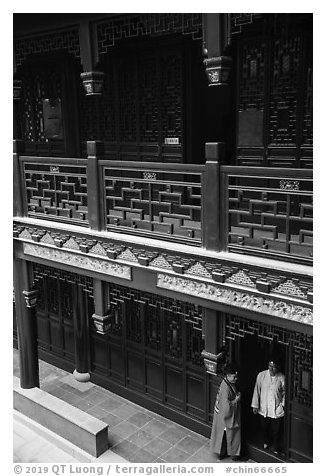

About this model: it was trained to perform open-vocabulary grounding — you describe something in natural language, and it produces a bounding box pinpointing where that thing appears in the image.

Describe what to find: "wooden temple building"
[13,13,313,462]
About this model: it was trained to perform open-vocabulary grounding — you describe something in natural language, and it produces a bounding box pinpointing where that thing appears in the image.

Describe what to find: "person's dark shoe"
[218,454,227,460]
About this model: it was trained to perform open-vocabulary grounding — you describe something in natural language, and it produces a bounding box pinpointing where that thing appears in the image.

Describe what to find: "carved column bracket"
[92,313,111,335]
[202,349,226,375]
[80,71,105,96]
[204,56,232,86]
[22,289,38,308]
[14,79,22,100]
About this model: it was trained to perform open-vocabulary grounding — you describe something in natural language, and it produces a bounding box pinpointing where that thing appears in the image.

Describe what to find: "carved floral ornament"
[23,243,132,280]
[157,273,313,325]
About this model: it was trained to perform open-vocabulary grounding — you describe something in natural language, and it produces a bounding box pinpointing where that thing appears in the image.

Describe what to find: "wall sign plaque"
[43,98,63,140]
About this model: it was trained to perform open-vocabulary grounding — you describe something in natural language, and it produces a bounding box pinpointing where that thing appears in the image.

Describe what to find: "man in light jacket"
[251,360,285,454]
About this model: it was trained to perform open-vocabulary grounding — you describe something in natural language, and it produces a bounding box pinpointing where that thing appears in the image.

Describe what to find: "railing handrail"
[98,159,206,173]
[220,165,313,178]
[19,155,87,165]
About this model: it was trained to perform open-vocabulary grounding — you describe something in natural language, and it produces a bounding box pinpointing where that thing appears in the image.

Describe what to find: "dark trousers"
[260,415,284,452]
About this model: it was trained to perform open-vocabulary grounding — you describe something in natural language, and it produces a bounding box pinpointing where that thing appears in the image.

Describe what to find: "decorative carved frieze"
[157,273,313,325]
[14,222,312,311]
[23,243,132,280]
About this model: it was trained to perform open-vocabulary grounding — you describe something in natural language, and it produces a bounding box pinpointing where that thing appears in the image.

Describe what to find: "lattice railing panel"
[103,166,202,243]
[24,161,88,225]
[224,168,313,261]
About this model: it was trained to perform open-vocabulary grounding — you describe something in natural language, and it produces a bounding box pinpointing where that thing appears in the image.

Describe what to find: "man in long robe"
[210,363,242,461]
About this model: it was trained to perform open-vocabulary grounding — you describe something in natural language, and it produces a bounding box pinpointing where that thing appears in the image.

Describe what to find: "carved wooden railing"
[13,140,313,263]
[220,166,313,264]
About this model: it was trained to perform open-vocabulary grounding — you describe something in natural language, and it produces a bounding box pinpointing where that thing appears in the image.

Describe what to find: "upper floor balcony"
[13,140,313,267]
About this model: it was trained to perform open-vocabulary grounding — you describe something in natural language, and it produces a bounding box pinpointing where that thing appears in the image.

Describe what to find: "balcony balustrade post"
[13,139,25,218]
[202,142,224,251]
[86,140,104,231]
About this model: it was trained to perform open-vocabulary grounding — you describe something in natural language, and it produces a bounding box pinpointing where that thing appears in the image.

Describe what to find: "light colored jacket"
[251,370,285,418]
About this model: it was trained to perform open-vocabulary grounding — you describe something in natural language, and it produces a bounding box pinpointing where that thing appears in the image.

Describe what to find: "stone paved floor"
[13,349,234,464]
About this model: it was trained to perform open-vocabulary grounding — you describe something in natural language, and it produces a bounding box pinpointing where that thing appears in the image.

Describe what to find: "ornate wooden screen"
[90,284,215,430]
[32,264,93,364]
[233,14,312,168]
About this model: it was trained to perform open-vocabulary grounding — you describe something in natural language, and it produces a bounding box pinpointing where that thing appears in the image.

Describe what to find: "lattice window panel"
[24,162,88,225]
[239,41,266,111]
[292,333,313,407]
[145,302,162,351]
[100,66,117,142]
[20,69,62,143]
[104,167,202,243]
[227,174,313,260]
[139,55,159,143]
[161,52,182,139]
[32,263,94,296]
[14,29,80,68]
[269,36,301,146]
[96,13,202,55]
[107,284,203,365]
[302,35,313,146]
[225,314,313,408]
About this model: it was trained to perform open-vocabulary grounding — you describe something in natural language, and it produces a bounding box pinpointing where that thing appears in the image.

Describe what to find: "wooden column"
[87,140,104,231]
[13,258,39,389]
[91,279,111,335]
[201,307,225,375]
[72,284,91,382]
[79,19,104,95]
[13,139,25,218]
[202,14,232,146]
